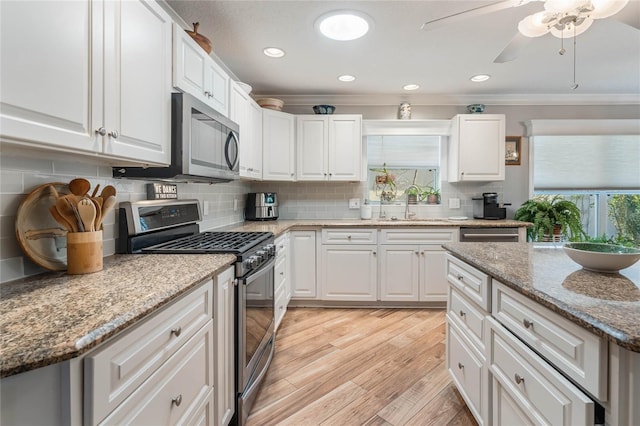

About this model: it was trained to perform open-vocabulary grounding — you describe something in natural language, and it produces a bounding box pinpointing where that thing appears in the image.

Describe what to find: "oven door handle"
[242,257,275,286]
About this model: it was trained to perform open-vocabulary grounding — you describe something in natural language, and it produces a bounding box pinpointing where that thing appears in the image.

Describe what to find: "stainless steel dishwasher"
[459,227,520,242]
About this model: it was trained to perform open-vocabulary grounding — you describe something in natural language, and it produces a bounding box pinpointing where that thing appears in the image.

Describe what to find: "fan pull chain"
[572,23,579,90]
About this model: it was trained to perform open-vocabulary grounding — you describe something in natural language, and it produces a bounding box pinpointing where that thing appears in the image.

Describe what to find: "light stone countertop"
[0,253,236,378]
[443,242,640,352]
[226,218,530,236]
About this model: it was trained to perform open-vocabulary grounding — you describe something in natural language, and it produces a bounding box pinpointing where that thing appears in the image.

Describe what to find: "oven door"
[237,257,275,394]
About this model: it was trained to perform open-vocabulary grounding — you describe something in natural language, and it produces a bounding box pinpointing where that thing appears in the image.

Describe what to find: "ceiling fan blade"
[493,32,532,63]
[612,1,640,30]
[421,0,528,31]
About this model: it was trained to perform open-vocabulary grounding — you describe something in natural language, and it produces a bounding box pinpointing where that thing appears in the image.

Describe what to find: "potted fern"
[514,195,586,242]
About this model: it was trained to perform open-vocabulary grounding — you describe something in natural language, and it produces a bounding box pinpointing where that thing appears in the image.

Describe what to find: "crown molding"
[253,93,640,106]
[525,119,640,136]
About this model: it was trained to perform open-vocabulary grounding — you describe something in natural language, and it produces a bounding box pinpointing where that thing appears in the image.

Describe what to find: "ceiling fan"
[421,0,636,63]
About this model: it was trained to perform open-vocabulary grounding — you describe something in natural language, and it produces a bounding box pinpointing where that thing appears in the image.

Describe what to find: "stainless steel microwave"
[113,92,239,183]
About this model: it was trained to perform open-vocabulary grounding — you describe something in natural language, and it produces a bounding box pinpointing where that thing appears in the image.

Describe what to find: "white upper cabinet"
[262,109,295,181]
[0,0,172,165]
[173,24,229,117]
[296,115,362,181]
[448,114,505,182]
[230,81,262,179]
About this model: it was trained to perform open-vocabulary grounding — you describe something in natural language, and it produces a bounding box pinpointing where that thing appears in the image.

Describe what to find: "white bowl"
[256,98,284,111]
[563,242,640,273]
[236,81,252,94]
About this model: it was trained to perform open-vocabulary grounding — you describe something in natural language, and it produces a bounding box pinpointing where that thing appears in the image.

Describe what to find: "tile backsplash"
[1,150,506,283]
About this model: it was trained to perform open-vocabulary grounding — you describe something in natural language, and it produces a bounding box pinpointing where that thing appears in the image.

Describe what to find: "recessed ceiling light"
[403,84,420,91]
[316,11,372,41]
[470,74,491,82]
[338,75,356,82]
[263,47,285,58]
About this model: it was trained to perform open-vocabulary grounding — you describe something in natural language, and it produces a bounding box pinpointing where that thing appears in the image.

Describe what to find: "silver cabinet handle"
[459,310,466,317]
[170,326,182,337]
[514,373,525,384]
[108,130,119,139]
[457,275,464,281]
[458,362,464,370]
[95,127,107,136]
[523,319,533,329]
[204,91,212,98]
[172,394,183,407]
[372,251,377,256]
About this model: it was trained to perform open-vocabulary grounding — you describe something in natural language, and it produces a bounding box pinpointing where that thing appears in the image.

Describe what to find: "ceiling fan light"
[590,0,629,19]
[549,16,594,37]
[518,13,551,37]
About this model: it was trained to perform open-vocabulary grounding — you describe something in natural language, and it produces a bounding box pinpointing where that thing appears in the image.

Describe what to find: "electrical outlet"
[234,199,238,211]
[349,198,361,209]
[449,198,461,209]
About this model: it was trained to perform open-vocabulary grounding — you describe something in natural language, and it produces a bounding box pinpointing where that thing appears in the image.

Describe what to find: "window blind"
[367,135,441,168]
[533,135,640,190]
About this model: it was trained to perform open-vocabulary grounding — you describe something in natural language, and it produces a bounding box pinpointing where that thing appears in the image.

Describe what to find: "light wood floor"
[246,307,478,426]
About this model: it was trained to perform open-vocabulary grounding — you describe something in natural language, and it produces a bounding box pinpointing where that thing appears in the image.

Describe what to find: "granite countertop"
[0,253,236,378]
[228,218,529,236]
[443,242,640,352]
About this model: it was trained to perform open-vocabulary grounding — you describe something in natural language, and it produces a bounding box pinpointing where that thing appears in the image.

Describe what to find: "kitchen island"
[443,242,639,425]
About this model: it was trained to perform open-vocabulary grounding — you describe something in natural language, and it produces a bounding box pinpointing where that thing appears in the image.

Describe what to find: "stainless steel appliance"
[245,192,279,221]
[117,199,275,426]
[113,93,240,183]
[472,192,510,220]
[460,227,520,242]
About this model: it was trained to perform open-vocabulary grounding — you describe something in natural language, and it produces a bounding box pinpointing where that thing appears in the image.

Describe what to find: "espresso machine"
[472,192,509,220]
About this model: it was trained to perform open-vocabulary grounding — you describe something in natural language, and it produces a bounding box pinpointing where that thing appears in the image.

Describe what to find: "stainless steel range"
[118,199,275,426]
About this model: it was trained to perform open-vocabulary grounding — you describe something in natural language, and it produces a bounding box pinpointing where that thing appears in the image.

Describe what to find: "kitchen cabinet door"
[231,81,257,179]
[248,99,264,179]
[290,231,317,298]
[262,109,295,181]
[296,115,362,181]
[102,0,172,164]
[419,247,449,302]
[448,114,505,182]
[0,0,172,166]
[173,24,229,117]
[214,266,235,426]
[320,245,377,301]
[380,245,420,302]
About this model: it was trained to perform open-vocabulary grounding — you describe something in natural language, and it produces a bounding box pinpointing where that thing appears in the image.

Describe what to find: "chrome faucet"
[405,185,420,220]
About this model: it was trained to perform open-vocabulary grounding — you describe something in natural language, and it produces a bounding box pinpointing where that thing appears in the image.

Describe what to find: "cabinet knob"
[204,91,212,98]
[514,373,525,384]
[170,326,182,337]
[172,394,183,407]
[415,251,419,255]
[95,127,107,136]
[108,130,119,139]
[457,275,464,281]
[290,173,294,177]
[458,362,464,370]
[280,271,284,276]
[523,319,533,329]
[372,251,377,256]
[347,235,352,240]
[459,310,466,317]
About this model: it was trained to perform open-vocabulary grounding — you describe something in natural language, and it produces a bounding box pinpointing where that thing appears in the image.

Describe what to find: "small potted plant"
[514,195,586,242]
[405,186,422,204]
[423,187,440,204]
[370,163,396,189]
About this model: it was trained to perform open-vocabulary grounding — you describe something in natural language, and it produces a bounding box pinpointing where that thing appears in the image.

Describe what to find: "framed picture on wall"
[505,136,521,165]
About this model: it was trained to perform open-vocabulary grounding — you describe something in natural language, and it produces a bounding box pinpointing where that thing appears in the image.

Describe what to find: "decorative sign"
[505,136,522,166]
[147,183,178,200]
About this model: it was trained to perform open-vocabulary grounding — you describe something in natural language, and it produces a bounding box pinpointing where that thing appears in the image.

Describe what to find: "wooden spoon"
[69,178,91,197]
[78,198,96,232]
[100,185,116,200]
[49,205,72,231]
[55,196,79,232]
[98,195,116,230]
[91,197,102,231]
[91,183,101,198]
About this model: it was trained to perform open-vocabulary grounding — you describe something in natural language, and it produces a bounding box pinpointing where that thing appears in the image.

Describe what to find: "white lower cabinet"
[489,317,594,425]
[214,266,235,426]
[290,230,317,298]
[320,245,378,301]
[380,229,458,302]
[274,232,290,329]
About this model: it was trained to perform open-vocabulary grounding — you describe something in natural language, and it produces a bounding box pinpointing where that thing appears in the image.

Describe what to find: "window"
[366,135,441,204]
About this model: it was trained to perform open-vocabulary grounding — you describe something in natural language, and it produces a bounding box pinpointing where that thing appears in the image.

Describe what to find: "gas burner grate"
[143,231,272,254]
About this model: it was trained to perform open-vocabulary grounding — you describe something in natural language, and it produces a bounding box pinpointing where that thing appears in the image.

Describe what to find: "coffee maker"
[472,192,509,220]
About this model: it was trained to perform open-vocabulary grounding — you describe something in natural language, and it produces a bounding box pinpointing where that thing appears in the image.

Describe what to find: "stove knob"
[244,256,258,269]
[256,250,266,260]
[265,244,276,256]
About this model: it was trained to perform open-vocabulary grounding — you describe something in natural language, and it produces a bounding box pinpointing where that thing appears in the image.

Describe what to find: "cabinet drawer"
[447,320,486,425]
[492,280,607,400]
[85,280,213,425]
[275,283,287,330]
[275,233,288,258]
[322,228,377,244]
[99,323,214,425]
[381,228,458,244]
[489,318,594,425]
[445,254,490,311]
[448,286,487,352]
[275,254,286,292]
